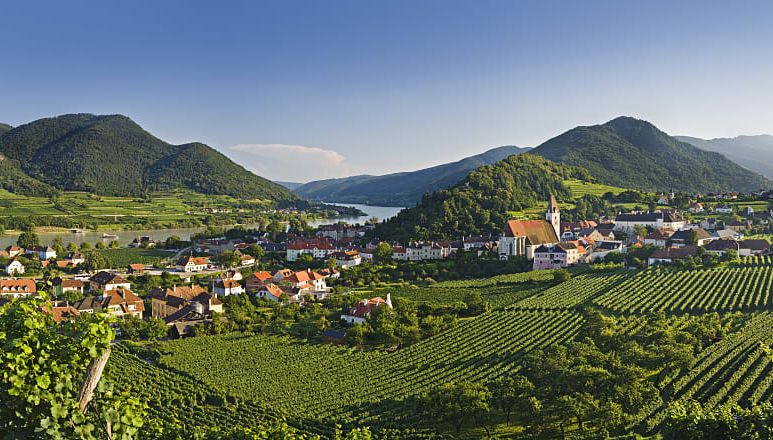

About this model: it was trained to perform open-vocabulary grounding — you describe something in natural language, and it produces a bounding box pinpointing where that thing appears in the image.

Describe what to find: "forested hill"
[294,145,531,206]
[371,154,592,241]
[677,134,773,179]
[0,123,12,135]
[0,114,297,201]
[531,116,772,193]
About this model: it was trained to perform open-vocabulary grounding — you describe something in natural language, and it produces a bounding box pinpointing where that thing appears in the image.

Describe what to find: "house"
[590,241,625,262]
[341,294,393,325]
[532,242,582,270]
[129,236,156,248]
[33,246,57,260]
[742,206,755,217]
[462,236,497,251]
[715,204,733,214]
[239,254,256,267]
[391,246,407,260]
[0,279,37,298]
[214,278,244,296]
[704,239,739,255]
[51,277,85,297]
[648,246,699,265]
[176,256,209,272]
[643,229,673,247]
[89,272,131,292]
[577,228,616,242]
[688,202,704,213]
[613,211,685,233]
[319,267,340,279]
[254,283,284,302]
[499,196,561,260]
[668,228,714,248]
[149,284,222,319]
[75,287,144,319]
[739,239,770,257]
[6,246,23,258]
[272,268,293,283]
[286,270,328,292]
[726,219,751,232]
[67,252,86,266]
[127,264,146,275]
[42,301,81,323]
[245,271,273,293]
[4,259,25,275]
[699,218,721,231]
[286,238,337,262]
[331,250,362,268]
[713,228,742,240]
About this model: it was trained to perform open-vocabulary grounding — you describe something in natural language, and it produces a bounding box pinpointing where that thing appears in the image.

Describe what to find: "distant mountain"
[0,154,57,197]
[294,145,531,206]
[676,134,773,179]
[371,154,591,241]
[0,123,12,135]
[276,181,304,191]
[0,114,297,201]
[531,116,771,193]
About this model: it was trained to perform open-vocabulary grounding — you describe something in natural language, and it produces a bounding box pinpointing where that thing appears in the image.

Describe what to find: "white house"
[590,241,625,262]
[240,255,256,267]
[332,250,362,269]
[214,278,245,296]
[176,256,209,273]
[715,205,733,214]
[255,283,283,302]
[4,259,25,275]
[341,295,392,325]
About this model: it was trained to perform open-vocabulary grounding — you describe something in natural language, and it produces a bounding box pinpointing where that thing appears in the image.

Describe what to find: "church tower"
[546,195,560,240]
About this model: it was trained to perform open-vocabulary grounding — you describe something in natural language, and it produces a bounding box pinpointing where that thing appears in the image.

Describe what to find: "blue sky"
[2,1,773,182]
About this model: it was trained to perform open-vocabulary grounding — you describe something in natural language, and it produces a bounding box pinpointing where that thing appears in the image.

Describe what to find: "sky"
[2,1,773,182]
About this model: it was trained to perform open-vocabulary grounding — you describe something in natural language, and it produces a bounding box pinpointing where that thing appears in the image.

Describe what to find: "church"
[498,195,561,260]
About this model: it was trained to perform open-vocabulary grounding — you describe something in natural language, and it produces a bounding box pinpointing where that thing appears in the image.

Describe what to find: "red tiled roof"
[504,220,559,245]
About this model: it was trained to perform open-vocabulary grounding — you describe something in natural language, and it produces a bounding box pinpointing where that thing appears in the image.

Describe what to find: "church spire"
[546,195,560,240]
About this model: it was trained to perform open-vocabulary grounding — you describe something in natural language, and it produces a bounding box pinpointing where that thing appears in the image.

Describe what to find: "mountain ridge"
[676,134,773,179]
[294,145,531,206]
[530,116,771,193]
[0,114,297,201]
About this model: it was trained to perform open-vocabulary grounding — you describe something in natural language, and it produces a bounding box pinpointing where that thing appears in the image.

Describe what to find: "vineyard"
[639,312,773,431]
[149,310,583,430]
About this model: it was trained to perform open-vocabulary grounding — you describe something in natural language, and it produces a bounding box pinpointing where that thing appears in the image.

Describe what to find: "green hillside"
[294,145,531,206]
[0,155,58,197]
[0,114,297,201]
[0,123,12,135]
[532,116,772,193]
[371,153,592,241]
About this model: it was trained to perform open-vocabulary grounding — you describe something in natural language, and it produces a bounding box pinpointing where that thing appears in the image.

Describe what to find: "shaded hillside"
[0,114,297,201]
[676,134,773,179]
[0,123,12,135]
[0,155,58,197]
[276,181,303,191]
[371,154,591,241]
[295,145,530,206]
[531,117,771,193]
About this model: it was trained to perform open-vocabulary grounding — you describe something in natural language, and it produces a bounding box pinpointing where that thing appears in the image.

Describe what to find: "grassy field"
[563,178,626,198]
[95,247,176,267]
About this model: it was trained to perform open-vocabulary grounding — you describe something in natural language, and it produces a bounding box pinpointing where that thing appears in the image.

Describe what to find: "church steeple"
[546,195,560,240]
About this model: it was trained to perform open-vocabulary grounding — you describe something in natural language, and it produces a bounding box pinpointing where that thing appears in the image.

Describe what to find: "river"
[0,203,405,248]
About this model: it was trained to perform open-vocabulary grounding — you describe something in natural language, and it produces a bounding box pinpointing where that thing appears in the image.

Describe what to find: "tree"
[84,251,111,271]
[95,241,106,250]
[0,298,145,438]
[490,375,534,426]
[80,242,92,251]
[52,237,65,256]
[373,242,393,263]
[427,382,491,433]
[141,318,169,341]
[67,242,78,252]
[109,240,119,249]
[17,229,40,249]
[216,250,241,269]
[248,244,265,262]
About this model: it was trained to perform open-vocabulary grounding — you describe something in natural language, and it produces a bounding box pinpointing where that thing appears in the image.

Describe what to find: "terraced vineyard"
[594,266,773,313]
[639,312,773,431]
[390,284,546,309]
[151,310,584,429]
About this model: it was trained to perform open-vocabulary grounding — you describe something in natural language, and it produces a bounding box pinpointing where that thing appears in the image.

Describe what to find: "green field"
[95,248,176,267]
[0,189,266,227]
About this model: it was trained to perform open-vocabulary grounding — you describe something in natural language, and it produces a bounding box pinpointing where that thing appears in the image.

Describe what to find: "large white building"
[613,211,685,233]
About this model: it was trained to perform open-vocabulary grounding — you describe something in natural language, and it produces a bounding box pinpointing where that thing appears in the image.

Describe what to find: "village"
[0,190,771,341]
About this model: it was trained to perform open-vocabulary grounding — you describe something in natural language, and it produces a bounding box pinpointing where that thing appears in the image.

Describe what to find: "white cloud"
[226,143,356,183]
